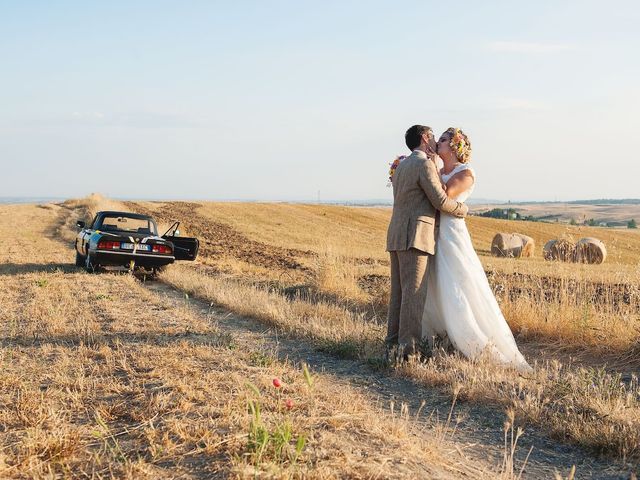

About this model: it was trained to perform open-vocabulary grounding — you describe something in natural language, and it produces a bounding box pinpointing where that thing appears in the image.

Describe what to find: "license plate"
[120,243,151,251]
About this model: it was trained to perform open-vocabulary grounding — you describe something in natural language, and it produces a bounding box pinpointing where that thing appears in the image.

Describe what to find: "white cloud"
[487,41,574,54]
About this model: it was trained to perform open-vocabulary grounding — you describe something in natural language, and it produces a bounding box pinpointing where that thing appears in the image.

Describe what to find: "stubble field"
[0,195,639,478]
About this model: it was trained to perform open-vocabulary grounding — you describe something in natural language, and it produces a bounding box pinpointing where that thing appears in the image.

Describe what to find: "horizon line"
[2,196,640,205]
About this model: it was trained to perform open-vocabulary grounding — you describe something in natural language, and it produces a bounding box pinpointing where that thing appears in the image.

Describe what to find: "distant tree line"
[569,218,638,229]
[478,208,537,222]
[479,209,638,228]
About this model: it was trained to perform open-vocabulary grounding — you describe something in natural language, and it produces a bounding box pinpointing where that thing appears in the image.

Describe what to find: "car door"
[163,235,199,260]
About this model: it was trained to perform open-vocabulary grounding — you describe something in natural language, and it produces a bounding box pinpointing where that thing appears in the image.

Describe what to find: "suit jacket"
[386,150,468,254]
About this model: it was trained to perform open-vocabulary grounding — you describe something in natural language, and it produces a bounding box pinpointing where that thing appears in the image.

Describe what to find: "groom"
[386,125,468,359]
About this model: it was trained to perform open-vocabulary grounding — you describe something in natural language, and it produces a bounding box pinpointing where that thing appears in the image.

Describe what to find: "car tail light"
[97,240,120,250]
[152,244,172,254]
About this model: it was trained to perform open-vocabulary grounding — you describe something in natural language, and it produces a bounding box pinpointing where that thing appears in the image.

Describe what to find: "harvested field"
[112,200,640,365]
[1,203,507,479]
[2,198,639,478]
[123,201,314,274]
[115,199,640,466]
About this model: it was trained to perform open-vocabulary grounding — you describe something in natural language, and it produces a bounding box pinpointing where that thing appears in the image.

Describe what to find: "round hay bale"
[543,239,576,262]
[491,233,520,257]
[554,239,576,262]
[512,234,535,258]
[491,233,532,258]
[543,239,557,260]
[574,237,607,264]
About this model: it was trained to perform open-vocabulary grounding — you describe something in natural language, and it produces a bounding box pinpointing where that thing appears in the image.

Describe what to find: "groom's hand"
[425,133,438,159]
[419,159,468,218]
[458,202,469,218]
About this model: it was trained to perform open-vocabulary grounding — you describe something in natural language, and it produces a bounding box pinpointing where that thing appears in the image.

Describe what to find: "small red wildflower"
[285,399,294,410]
[272,378,282,388]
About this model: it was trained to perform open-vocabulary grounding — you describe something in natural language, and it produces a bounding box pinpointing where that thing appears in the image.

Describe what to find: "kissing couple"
[385,125,531,371]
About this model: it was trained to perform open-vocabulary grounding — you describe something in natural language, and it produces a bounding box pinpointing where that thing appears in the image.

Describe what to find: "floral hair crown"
[449,128,471,162]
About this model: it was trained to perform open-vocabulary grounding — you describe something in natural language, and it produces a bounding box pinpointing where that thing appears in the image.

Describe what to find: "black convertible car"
[75,211,199,273]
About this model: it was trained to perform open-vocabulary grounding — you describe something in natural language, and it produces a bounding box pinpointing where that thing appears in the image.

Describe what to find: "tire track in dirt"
[124,201,315,273]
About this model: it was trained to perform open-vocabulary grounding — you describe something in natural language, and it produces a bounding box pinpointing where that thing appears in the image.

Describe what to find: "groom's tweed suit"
[386,149,467,354]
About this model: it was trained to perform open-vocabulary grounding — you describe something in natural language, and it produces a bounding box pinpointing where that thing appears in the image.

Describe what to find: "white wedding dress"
[422,163,531,371]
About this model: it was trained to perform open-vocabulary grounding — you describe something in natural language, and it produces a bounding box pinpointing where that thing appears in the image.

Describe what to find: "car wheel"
[154,266,167,276]
[75,251,85,267]
[146,266,165,280]
[85,253,98,273]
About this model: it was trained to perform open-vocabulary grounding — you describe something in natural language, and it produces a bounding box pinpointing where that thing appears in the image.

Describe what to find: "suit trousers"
[386,248,430,354]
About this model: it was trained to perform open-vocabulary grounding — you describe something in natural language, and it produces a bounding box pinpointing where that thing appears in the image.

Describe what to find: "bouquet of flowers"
[387,155,406,187]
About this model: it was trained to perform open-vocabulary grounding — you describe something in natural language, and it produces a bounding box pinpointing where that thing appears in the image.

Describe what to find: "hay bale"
[491,233,534,258]
[512,233,535,258]
[574,237,607,264]
[543,239,576,262]
[543,240,557,260]
[491,233,521,257]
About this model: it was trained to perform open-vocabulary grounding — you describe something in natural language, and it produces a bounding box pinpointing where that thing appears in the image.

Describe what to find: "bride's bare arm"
[445,170,474,199]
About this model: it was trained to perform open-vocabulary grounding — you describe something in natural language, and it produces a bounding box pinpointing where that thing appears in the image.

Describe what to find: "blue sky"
[1,1,639,201]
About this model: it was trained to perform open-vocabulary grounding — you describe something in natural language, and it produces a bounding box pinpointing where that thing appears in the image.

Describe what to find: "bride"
[422,127,532,371]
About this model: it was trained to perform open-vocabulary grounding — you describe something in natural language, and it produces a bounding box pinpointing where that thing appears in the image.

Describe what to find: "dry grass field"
[0,200,530,479]
[122,199,640,463]
[1,195,639,477]
[129,199,640,353]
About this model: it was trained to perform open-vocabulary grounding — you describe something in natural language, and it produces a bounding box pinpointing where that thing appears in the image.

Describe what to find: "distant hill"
[469,201,640,227]
[330,198,640,207]
[482,199,640,206]
[0,197,64,205]
[567,199,640,205]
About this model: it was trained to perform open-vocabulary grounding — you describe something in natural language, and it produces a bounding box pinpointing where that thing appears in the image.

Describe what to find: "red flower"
[285,399,294,410]
[272,378,282,388]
